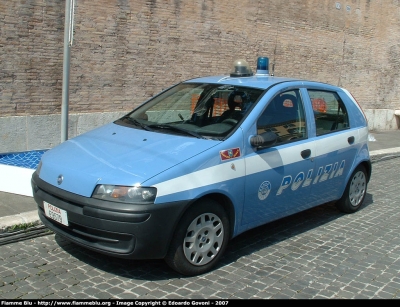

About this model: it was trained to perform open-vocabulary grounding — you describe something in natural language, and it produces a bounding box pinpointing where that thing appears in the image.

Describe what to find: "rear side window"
[308,90,349,136]
[257,89,307,144]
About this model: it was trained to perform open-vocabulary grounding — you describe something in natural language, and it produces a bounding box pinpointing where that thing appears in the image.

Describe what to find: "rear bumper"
[31,172,188,259]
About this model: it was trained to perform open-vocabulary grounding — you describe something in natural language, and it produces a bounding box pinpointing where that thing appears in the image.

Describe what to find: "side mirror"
[250,131,277,149]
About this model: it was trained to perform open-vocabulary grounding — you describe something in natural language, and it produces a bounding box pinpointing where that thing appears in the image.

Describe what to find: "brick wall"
[1,0,400,117]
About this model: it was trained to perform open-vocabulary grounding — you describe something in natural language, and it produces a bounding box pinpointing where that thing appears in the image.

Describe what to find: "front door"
[242,89,316,229]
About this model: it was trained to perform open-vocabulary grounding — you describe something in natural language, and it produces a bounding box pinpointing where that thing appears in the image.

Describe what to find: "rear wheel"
[165,198,230,276]
[336,165,367,213]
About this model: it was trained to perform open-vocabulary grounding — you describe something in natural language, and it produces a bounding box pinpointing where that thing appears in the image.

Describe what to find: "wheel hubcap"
[183,213,224,266]
[349,170,366,207]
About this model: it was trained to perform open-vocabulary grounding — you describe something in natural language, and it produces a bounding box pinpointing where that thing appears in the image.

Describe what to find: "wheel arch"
[361,159,372,183]
[168,193,236,243]
[202,192,236,239]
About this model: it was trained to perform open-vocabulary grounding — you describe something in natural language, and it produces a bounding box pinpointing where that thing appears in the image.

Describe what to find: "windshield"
[116,83,264,140]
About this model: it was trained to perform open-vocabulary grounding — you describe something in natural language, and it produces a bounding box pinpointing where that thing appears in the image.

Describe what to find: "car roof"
[184,74,342,92]
[184,75,303,90]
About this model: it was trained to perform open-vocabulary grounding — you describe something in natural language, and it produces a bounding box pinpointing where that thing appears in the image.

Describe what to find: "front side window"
[257,89,307,144]
[116,83,264,140]
[308,90,349,136]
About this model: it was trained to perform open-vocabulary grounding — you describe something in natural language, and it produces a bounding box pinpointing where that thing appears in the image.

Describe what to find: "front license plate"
[43,201,69,226]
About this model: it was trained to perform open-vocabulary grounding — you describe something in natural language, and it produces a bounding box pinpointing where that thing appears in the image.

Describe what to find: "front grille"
[39,207,136,255]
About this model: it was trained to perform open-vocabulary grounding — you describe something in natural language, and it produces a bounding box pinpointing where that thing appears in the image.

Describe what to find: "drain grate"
[0,225,53,245]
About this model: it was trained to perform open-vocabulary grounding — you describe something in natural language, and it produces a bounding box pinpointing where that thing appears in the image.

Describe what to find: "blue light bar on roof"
[256,57,269,75]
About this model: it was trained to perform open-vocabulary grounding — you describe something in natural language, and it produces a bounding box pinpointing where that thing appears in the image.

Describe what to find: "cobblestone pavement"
[1,158,400,300]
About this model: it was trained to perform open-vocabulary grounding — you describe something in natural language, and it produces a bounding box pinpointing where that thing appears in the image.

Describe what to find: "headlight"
[92,184,157,204]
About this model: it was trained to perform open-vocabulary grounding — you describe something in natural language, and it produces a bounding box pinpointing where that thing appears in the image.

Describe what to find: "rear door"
[305,88,357,203]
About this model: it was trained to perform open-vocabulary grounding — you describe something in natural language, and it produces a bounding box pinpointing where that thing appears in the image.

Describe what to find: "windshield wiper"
[123,116,153,131]
[148,124,204,139]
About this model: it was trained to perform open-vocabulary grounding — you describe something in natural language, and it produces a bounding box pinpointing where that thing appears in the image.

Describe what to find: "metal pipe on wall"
[61,0,75,142]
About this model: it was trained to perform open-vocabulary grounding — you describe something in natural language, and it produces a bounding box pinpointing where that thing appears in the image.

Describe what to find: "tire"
[165,198,230,276]
[336,165,368,213]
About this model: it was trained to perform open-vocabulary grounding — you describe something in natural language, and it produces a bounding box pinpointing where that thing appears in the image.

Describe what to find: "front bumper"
[31,172,188,259]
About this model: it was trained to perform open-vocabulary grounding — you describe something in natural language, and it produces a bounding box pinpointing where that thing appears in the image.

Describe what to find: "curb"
[370,147,400,164]
[0,210,41,233]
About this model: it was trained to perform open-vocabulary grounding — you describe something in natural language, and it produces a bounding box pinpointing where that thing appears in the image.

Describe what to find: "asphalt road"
[0,157,399,299]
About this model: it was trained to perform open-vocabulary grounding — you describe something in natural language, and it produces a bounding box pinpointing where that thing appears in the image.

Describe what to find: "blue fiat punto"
[31,57,371,276]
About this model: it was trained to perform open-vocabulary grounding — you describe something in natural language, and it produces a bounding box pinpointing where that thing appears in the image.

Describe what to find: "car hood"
[38,123,219,197]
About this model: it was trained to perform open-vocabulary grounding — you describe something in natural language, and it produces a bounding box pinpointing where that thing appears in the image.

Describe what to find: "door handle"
[301,149,311,159]
[348,136,355,144]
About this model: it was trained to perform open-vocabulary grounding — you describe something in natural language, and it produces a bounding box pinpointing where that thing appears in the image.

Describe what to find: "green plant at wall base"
[5,222,41,233]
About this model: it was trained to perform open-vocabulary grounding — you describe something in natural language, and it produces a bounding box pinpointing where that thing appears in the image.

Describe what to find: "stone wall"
[1,0,400,151]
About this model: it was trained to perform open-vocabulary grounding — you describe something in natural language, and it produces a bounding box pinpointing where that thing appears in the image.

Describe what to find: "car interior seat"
[219,91,247,123]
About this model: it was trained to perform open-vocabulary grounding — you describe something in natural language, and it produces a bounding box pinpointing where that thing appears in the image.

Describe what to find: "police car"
[31,57,371,276]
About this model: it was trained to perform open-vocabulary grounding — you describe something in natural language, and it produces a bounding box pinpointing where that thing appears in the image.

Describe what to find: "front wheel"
[336,165,368,213]
[165,199,230,276]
